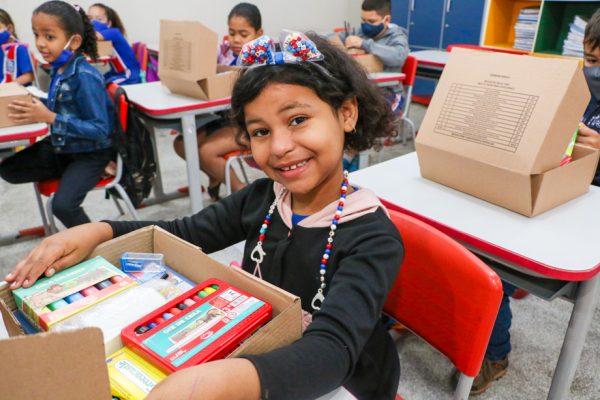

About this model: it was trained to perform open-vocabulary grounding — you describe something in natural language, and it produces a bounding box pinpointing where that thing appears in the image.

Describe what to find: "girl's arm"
[5,222,114,289]
[146,359,260,400]
[15,72,34,86]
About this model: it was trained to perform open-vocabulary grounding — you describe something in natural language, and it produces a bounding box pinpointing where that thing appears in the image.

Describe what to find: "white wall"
[1,0,362,49]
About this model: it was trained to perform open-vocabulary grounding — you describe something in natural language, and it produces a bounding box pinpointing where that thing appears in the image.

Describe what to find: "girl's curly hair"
[230,33,397,151]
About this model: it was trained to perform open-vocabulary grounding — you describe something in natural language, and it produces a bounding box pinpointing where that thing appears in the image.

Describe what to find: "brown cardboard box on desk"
[415,49,600,217]
[0,83,33,128]
[158,20,239,101]
[0,226,302,399]
[328,35,383,73]
[97,40,114,57]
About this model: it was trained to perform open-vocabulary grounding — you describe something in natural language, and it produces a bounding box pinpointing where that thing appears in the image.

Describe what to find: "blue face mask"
[50,36,74,69]
[0,30,11,45]
[91,20,109,31]
[584,66,600,101]
[361,21,386,38]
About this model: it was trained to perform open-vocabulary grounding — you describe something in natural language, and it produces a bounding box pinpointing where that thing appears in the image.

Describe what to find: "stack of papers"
[514,7,540,51]
[562,15,587,57]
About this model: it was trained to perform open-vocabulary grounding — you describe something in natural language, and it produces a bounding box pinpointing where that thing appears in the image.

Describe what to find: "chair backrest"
[401,55,418,88]
[106,82,128,131]
[384,209,503,378]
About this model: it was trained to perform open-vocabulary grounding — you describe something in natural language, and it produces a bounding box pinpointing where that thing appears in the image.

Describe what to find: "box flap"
[0,298,23,336]
[199,71,239,100]
[531,144,600,216]
[159,20,218,85]
[0,82,29,97]
[0,327,111,399]
[417,49,589,174]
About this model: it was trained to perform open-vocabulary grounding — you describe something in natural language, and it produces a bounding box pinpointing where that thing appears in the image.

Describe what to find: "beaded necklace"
[250,171,349,311]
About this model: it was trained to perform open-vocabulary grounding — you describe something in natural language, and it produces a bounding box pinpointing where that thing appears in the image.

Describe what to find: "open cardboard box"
[0,226,301,399]
[416,49,600,217]
[0,83,33,128]
[158,20,239,100]
[97,40,114,57]
[328,34,383,73]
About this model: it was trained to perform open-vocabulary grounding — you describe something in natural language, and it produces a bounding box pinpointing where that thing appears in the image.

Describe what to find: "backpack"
[109,86,156,207]
[132,42,160,83]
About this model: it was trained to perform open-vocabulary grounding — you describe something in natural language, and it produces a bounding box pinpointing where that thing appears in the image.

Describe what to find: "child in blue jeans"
[0,1,114,229]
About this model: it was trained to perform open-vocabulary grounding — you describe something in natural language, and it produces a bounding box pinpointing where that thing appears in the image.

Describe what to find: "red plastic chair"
[223,149,262,196]
[385,209,503,399]
[34,83,140,233]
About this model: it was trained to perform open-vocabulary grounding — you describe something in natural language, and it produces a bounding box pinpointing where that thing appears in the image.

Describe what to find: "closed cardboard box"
[0,226,302,399]
[416,49,600,217]
[158,20,239,101]
[0,83,33,128]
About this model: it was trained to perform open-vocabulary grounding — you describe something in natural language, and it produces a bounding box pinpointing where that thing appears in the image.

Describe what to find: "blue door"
[408,0,446,48]
[441,0,486,48]
[391,0,411,29]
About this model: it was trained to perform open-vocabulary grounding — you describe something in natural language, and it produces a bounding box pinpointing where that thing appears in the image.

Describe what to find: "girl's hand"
[4,222,113,289]
[8,98,56,125]
[577,123,600,150]
[146,359,260,400]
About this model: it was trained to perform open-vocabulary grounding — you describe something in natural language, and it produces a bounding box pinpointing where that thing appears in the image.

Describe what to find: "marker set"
[122,278,272,373]
[12,256,137,331]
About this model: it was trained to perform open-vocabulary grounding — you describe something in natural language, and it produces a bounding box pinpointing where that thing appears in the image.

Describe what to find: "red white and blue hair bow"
[238,31,324,66]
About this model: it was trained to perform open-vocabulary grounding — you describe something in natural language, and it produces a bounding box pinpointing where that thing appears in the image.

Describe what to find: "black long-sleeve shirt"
[107,179,404,399]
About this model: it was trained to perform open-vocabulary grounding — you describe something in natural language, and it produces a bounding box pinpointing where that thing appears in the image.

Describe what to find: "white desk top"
[122,82,231,117]
[0,123,48,142]
[409,50,449,66]
[368,71,406,84]
[350,152,600,280]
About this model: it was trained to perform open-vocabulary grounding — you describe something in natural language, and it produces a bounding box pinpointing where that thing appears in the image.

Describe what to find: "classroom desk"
[368,71,406,87]
[123,82,231,214]
[350,152,600,400]
[0,123,50,245]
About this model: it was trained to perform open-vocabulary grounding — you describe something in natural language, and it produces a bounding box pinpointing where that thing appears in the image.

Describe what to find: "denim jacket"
[47,54,114,153]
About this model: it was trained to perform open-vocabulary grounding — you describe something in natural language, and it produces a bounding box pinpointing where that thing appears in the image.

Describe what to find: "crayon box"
[12,256,137,331]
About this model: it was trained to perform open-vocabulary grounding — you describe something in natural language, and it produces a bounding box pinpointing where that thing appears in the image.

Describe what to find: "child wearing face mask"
[0,1,114,229]
[579,8,600,186]
[0,9,34,85]
[343,0,409,71]
[88,3,140,85]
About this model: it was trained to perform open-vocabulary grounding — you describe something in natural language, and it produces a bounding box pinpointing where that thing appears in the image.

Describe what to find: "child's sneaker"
[460,357,509,395]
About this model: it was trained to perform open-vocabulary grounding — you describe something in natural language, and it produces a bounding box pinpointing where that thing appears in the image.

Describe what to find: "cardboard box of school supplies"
[158,20,240,100]
[328,35,383,73]
[0,83,33,128]
[0,226,302,399]
[415,49,600,217]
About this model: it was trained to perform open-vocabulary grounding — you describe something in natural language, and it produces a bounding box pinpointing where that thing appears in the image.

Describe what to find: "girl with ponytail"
[0,1,115,229]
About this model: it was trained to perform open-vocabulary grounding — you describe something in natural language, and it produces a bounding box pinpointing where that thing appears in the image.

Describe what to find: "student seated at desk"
[88,3,141,85]
[173,2,264,200]
[7,34,404,400]
[0,9,34,86]
[336,0,409,171]
[0,1,114,229]
[579,8,600,186]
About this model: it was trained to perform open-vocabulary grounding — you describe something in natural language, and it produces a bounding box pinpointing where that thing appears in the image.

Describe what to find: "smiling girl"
[6,33,403,400]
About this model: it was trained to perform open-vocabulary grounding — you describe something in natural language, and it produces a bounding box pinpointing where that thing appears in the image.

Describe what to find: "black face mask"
[584,66,600,100]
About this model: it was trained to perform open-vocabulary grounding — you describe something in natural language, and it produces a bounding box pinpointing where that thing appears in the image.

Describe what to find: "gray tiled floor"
[1,104,599,399]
